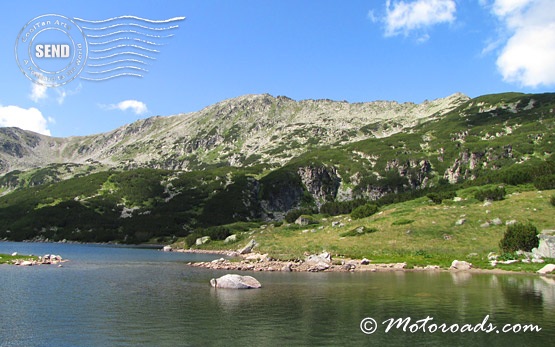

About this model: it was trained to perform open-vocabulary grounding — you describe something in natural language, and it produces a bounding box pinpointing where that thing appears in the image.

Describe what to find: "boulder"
[238,239,258,254]
[224,234,237,244]
[533,230,555,258]
[360,258,371,265]
[305,252,332,272]
[537,264,555,275]
[281,263,293,272]
[162,245,173,252]
[210,274,262,289]
[455,218,466,226]
[480,222,490,228]
[196,236,211,246]
[491,218,503,226]
[295,216,313,226]
[450,260,472,270]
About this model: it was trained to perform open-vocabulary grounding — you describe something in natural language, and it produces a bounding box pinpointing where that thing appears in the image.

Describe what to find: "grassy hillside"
[187,186,555,271]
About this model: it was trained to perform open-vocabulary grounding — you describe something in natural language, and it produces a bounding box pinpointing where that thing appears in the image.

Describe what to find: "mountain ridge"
[0,92,469,174]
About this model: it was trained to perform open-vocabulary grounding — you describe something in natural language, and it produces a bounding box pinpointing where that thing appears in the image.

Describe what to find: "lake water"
[0,242,554,346]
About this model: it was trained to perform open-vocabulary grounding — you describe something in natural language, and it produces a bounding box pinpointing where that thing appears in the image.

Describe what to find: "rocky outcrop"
[533,230,555,258]
[0,93,469,175]
[210,274,262,289]
[385,159,432,190]
[297,166,340,205]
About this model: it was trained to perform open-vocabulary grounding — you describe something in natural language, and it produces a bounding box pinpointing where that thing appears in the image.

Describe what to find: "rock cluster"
[189,250,412,273]
[13,254,66,266]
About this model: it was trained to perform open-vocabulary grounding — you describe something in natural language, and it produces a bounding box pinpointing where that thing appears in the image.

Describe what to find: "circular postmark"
[15,14,88,87]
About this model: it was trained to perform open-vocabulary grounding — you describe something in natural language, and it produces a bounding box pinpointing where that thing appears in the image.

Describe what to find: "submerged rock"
[210,274,262,289]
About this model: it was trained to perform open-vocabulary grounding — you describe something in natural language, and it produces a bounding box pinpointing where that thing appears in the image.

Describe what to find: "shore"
[176,248,551,275]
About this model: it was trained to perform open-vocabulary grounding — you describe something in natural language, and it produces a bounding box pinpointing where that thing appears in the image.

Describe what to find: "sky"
[0,0,554,138]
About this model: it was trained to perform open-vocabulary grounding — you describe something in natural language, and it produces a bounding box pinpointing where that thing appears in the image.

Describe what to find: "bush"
[320,199,367,216]
[350,203,379,220]
[499,223,539,253]
[185,233,200,248]
[551,195,555,207]
[427,191,457,204]
[534,174,555,190]
[475,186,506,202]
[285,207,318,223]
[340,226,377,237]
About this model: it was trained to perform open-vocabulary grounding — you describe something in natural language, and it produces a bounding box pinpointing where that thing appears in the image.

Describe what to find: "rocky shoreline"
[180,248,444,273]
[9,254,67,267]
[171,247,555,275]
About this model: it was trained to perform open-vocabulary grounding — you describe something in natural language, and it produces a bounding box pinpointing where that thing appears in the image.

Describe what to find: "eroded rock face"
[534,230,555,258]
[297,166,340,205]
[210,274,262,289]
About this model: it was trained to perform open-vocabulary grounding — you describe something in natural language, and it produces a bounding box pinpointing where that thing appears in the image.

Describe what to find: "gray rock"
[487,252,498,260]
[480,222,490,228]
[305,252,332,272]
[533,230,555,258]
[195,236,211,246]
[360,258,371,265]
[162,245,173,252]
[332,221,341,227]
[491,218,503,226]
[455,218,466,226]
[295,216,312,226]
[210,274,262,289]
[505,219,517,226]
[281,263,293,272]
[224,234,237,244]
[450,260,472,270]
[238,239,258,254]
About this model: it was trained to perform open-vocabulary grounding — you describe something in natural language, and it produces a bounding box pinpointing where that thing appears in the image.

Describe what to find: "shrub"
[475,186,506,202]
[185,233,200,248]
[499,223,539,253]
[203,226,231,241]
[340,226,377,237]
[534,174,555,190]
[427,191,457,204]
[320,199,367,216]
[350,203,379,220]
[285,207,318,223]
[551,195,555,207]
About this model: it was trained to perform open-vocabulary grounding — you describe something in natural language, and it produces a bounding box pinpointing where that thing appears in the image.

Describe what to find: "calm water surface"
[0,242,554,346]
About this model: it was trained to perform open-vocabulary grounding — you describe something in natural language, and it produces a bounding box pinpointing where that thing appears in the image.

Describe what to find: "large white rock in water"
[210,274,262,289]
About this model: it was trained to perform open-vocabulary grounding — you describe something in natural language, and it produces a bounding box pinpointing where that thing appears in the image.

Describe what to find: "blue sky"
[0,0,554,137]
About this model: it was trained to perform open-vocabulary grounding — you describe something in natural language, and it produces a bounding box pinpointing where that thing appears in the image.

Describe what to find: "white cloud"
[383,0,457,37]
[102,100,148,115]
[29,82,48,102]
[489,0,555,87]
[0,105,52,136]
